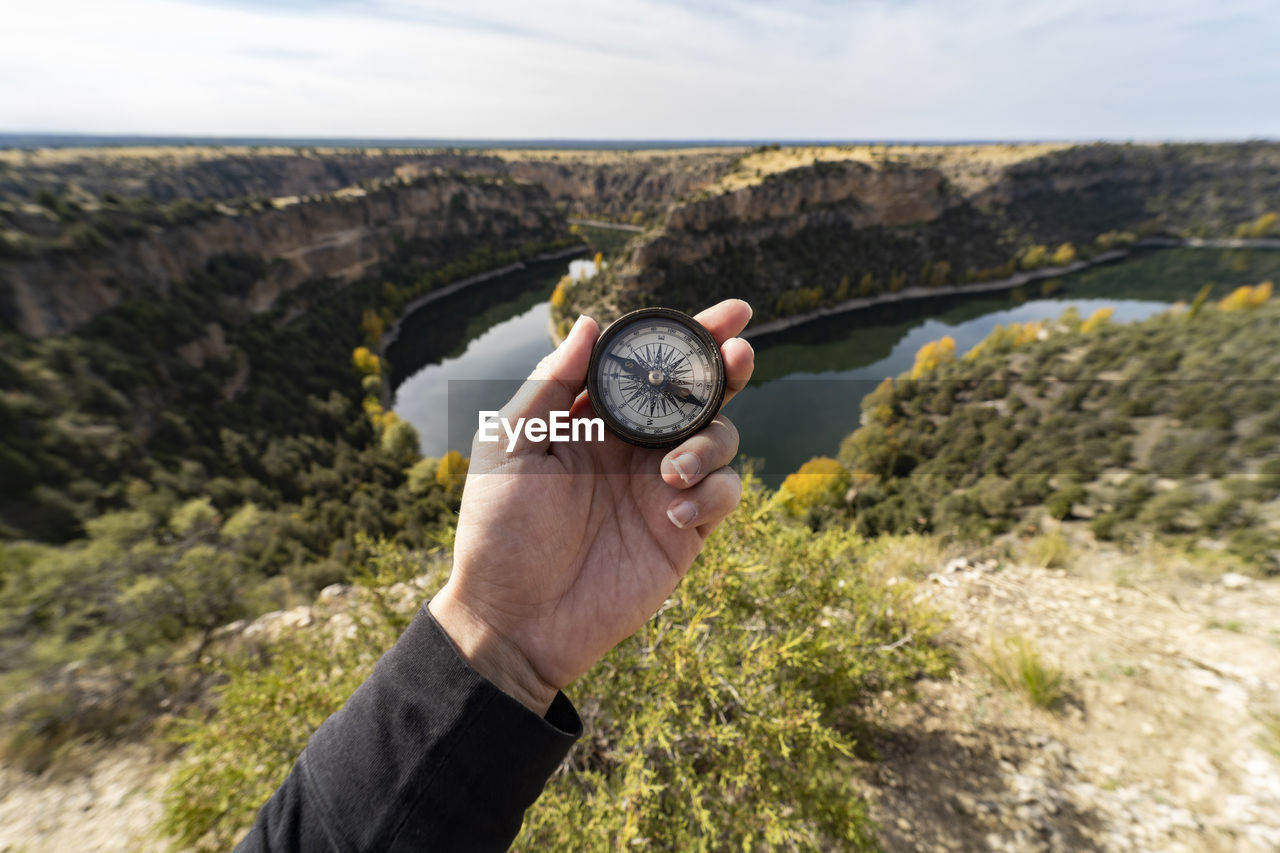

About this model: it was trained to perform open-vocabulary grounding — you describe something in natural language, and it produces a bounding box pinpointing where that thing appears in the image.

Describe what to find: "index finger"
[693,299,752,344]
[693,299,754,407]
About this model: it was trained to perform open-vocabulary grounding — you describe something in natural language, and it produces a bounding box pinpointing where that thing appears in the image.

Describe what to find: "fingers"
[693,299,752,345]
[691,300,755,408]
[660,416,739,489]
[720,336,754,407]
[497,314,599,454]
[665,467,743,535]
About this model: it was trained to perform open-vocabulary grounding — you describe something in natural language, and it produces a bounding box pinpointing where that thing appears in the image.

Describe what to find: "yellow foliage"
[362,396,384,419]
[1020,245,1048,270]
[926,259,951,287]
[593,251,604,269]
[352,346,381,376]
[1095,230,1136,250]
[834,274,851,302]
[1219,280,1273,311]
[775,286,823,316]
[1239,211,1279,238]
[1079,307,1114,333]
[1050,243,1077,266]
[1013,321,1043,347]
[435,450,469,493]
[361,308,385,343]
[964,321,1044,361]
[910,336,956,379]
[549,277,570,309]
[779,457,850,512]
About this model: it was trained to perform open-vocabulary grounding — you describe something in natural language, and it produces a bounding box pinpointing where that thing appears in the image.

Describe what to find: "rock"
[317,583,352,604]
[1220,572,1251,589]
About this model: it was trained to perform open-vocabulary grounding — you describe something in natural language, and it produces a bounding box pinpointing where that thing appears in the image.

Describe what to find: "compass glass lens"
[589,309,725,448]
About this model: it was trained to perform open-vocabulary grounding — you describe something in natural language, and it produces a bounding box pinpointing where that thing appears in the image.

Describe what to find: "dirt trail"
[862,557,1280,852]
[0,742,171,852]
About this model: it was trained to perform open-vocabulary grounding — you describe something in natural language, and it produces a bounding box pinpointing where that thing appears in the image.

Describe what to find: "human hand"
[428,300,755,714]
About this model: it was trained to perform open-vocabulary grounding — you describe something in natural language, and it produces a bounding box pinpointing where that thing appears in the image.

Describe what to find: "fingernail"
[571,314,589,335]
[667,500,698,529]
[667,452,700,484]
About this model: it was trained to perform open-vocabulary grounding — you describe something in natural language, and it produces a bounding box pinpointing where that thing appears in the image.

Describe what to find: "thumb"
[497,314,599,454]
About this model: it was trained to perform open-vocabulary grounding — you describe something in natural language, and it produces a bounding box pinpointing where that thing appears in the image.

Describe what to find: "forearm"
[236,606,581,852]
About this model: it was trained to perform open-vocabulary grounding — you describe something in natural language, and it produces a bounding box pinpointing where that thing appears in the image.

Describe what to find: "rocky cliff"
[1,174,558,336]
[553,142,1280,328]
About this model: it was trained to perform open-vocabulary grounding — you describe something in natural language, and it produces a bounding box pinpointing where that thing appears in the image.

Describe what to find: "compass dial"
[587,307,727,449]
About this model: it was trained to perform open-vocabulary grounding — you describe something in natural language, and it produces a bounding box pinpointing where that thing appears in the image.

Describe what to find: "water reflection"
[392,248,1280,475]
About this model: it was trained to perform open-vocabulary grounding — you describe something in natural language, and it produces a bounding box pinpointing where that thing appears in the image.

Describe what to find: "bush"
[1045,484,1086,520]
[779,457,849,514]
[164,482,949,851]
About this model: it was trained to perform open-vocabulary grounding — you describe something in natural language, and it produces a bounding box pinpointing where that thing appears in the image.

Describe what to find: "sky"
[2,0,1279,141]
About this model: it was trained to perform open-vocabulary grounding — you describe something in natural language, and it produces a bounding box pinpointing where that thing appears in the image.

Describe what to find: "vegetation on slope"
[552,142,1280,329]
[827,284,1280,572]
[163,480,949,851]
[0,158,575,766]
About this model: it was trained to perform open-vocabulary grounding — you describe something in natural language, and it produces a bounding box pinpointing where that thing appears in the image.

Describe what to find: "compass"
[587,307,727,449]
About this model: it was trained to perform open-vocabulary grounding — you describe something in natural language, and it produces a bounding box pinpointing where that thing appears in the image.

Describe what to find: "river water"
[391,248,1280,484]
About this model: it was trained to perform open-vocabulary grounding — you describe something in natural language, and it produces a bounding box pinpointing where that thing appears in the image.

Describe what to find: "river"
[390,247,1280,484]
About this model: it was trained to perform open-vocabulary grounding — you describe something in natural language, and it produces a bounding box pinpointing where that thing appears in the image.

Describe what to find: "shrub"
[1045,484,1086,520]
[351,346,381,376]
[164,483,949,851]
[909,336,956,380]
[1079,307,1114,333]
[1020,245,1048,270]
[779,457,850,513]
[1218,281,1272,311]
[1050,243,1077,266]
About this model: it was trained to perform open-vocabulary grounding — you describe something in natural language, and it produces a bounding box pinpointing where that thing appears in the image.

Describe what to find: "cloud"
[1,0,1277,139]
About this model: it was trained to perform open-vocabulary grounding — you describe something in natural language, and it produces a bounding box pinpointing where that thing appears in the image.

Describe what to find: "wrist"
[428,585,559,716]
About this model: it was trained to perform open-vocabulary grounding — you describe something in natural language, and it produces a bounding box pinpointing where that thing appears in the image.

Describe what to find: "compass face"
[587,307,726,449]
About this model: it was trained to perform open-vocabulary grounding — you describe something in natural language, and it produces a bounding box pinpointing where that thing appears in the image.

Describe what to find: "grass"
[979,633,1069,710]
[1025,532,1072,569]
[1258,711,1280,759]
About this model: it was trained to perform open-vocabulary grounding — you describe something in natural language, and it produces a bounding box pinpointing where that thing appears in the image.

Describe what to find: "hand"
[429,300,755,714]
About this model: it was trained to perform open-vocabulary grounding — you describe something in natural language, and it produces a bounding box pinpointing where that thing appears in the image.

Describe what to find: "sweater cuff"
[301,605,582,851]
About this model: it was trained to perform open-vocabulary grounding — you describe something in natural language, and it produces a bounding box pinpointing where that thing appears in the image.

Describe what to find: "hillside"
[4,143,1280,851]
[828,286,1280,573]
[550,142,1280,333]
[0,144,745,778]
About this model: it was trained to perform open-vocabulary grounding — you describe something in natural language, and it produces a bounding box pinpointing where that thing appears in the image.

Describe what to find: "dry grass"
[1259,711,1280,759]
[710,142,1075,195]
[979,632,1068,710]
[862,533,954,581]
[1024,531,1073,569]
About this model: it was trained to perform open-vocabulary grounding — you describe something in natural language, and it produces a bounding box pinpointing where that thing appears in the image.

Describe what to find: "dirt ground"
[861,554,1280,852]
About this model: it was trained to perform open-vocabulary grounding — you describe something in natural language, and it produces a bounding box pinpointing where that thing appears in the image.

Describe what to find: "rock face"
[558,142,1280,326]
[576,159,996,323]
[1,175,557,337]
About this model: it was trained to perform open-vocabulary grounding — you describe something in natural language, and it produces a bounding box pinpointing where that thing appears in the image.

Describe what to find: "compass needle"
[587,308,727,448]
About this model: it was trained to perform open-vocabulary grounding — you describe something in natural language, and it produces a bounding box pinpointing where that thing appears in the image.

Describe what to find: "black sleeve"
[235,606,582,852]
